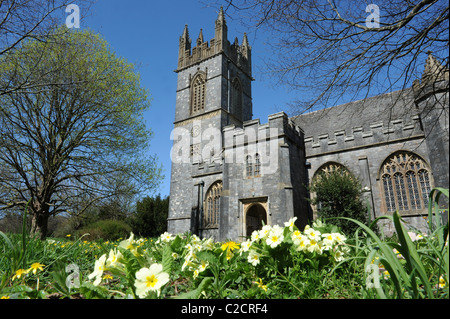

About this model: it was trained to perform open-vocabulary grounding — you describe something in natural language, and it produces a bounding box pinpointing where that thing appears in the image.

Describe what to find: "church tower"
[167,8,253,239]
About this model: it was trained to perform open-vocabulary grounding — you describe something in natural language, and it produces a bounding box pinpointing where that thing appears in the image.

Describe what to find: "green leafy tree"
[309,169,368,235]
[130,195,169,238]
[0,28,162,239]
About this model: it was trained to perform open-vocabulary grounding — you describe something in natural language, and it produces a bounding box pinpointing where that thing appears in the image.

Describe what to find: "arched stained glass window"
[380,152,433,213]
[313,162,351,181]
[203,181,222,228]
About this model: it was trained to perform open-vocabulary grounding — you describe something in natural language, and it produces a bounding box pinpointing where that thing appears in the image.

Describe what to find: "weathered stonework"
[168,9,449,239]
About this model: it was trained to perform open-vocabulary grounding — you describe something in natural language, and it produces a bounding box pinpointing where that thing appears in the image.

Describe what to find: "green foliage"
[0,200,30,288]
[76,219,132,241]
[309,168,368,235]
[129,194,169,237]
[0,27,162,238]
[342,187,449,299]
[0,189,447,299]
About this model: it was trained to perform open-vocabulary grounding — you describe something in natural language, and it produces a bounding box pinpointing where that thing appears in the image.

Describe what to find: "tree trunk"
[30,202,50,239]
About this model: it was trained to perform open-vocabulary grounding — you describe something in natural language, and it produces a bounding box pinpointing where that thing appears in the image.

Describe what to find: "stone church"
[167,8,449,241]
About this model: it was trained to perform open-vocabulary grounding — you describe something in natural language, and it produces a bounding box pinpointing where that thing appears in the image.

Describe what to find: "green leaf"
[339,215,411,297]
[162,244,174,273]
[174,277,213,299]
[80,282,110,299]
[170,235,183,253]
[392,211,433,298]
[196,250,219,265]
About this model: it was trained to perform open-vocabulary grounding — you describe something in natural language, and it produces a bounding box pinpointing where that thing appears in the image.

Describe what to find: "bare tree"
[220,0,449,113]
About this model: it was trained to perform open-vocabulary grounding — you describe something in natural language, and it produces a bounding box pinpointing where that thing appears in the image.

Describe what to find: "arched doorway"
[245,204,267,236]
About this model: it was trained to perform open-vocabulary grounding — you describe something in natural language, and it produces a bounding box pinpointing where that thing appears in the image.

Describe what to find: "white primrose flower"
[119,233,140,256]
[265,225,284,248]
[321,233,335,251]
[291,231,310,251]
[88,254,107,286]
[240,240,252,255]
[332,233,347,243]
[248,250,261,266]
[106,249,124,269]
[304,225,321,241]
[160,232,175,243]
[201,238,215,250]
[307,238,323,254]
[134,263,170,298]
[259,225,272,239]
[251,230,261,242]
[284,217,297,231]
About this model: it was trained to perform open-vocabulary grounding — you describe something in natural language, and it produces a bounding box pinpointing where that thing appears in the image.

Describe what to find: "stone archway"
[245,203,267,236]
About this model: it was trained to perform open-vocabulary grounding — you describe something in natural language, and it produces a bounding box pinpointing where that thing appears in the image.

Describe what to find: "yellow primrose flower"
[307,238,323,254]
[333,233,346,243]
[258,225,272,239]
[66,234,71,238]
[28,263,45,275]
[12,269,27,281]
[1,296,10,299]
[221,241,240,252]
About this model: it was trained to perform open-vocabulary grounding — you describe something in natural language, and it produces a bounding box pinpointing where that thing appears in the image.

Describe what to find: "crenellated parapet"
[224,112,303,151]
[176,7,251,76]
[303,115,423,157]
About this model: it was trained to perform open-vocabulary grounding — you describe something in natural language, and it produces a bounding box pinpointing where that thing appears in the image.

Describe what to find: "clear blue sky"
[79,0,298,197]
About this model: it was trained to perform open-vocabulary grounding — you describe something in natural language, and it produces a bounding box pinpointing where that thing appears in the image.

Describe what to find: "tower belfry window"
[231,78,242,119]
[191,73,206,114]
